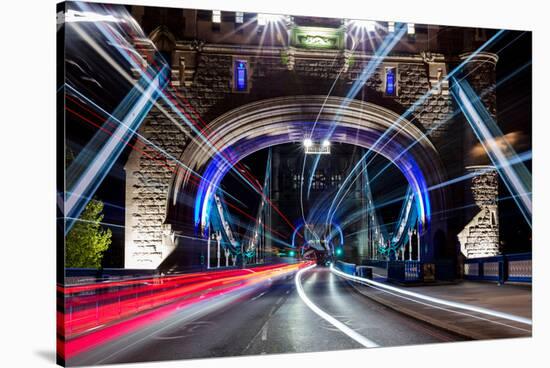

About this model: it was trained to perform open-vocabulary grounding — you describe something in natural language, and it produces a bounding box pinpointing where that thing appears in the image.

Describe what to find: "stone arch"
[163,95,449,268]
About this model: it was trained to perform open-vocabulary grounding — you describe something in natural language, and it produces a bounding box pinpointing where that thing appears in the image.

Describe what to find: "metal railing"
[388,261,423,283]
[463,252,531,283]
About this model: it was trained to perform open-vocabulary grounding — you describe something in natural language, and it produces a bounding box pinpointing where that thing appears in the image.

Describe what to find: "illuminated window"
[385,67,397,96]
[235,11,244,24]
[234,60,248,92]
[292,174,303,189]
[407,23,415,35]
[387,21,395,33]
[312,172,327,190]
[212,10,221,23]
[330,174,342,188]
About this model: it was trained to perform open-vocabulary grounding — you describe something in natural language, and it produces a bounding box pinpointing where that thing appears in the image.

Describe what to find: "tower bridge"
[58,3,532,364]
[120,7,502,273]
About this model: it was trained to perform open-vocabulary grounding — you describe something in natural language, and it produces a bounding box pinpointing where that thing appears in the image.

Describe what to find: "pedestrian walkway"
[403,281,532,319]
[339,269,532,340]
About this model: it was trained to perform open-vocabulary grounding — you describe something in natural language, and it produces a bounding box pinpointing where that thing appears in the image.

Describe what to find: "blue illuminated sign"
[235,60,248,91]
[385,67,396,96]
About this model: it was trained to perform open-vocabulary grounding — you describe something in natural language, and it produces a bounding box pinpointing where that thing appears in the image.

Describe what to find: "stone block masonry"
[458,166,500,258]
[124,103,190,268]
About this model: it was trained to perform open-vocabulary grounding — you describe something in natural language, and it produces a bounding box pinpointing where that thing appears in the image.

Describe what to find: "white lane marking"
[330,265,532,326]
[251,291,267,301]
[295,265,379,348]
[261,323,268,341]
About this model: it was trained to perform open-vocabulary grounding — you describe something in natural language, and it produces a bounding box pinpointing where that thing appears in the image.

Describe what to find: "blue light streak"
[65,63,168,234]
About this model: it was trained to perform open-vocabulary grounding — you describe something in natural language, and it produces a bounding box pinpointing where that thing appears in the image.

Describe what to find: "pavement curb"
[346,280,492,340]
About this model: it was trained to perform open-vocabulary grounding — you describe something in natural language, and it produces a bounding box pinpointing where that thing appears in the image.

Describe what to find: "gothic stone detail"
[421,52,449,95]
[458,166,500,258]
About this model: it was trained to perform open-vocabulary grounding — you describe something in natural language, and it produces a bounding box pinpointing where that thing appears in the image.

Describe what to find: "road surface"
[69,266,464,365]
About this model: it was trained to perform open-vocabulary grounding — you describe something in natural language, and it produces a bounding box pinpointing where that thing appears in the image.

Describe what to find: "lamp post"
[207,231,211,269]
[416,228,421,261]
[225,248,230,267]
[216,231,221,268]
[241,241,245,269]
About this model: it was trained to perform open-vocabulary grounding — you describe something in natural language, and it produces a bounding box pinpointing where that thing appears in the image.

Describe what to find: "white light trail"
[295,265,379,348]
[350,19,377,32]
[64,9,125,24]
[257,13,284,26]
[330,265,532,326]
[70,3,290,236]
[324,30,507,230]
[451,77,532,226]
[65,70,165,225]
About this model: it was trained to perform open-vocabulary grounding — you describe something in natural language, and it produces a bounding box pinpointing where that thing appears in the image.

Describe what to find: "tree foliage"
[65,199,112,268]
[65,148,112,268]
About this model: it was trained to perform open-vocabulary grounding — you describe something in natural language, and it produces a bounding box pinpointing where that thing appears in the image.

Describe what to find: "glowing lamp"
[352,19,377,32]
[257,13,283,26]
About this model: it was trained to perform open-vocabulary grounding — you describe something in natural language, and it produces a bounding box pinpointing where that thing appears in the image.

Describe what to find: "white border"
[1,1,547,368]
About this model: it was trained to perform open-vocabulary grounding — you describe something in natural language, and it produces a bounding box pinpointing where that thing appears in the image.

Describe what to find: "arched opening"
[161,96,448,271]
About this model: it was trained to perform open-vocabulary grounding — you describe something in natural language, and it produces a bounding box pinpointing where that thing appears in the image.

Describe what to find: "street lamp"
[303,138,313,148]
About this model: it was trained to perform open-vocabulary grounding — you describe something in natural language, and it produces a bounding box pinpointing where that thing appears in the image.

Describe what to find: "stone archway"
[158,95,448,270]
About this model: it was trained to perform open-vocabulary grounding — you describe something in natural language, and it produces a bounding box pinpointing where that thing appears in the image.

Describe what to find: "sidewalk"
[345,274,532,340]
[404,281,532,319]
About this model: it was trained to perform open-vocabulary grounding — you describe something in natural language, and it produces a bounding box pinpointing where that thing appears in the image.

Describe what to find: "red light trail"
[57,262,312,360]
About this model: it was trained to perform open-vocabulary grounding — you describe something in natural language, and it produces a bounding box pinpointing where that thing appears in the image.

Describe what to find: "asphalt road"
[69,266,464,366]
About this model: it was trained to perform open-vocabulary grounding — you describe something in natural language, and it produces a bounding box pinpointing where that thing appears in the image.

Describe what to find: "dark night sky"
[64,8,532,267]
[493,31,532,253]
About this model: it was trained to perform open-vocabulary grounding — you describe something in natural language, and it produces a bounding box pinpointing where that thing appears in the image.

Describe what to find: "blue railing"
[335,261,357,276]
[463,252,531,284]
[387,261,423,283]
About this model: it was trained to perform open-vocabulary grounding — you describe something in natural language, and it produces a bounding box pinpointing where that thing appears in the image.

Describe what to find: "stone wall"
[124,104,190,268]
[124,44,456,268]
